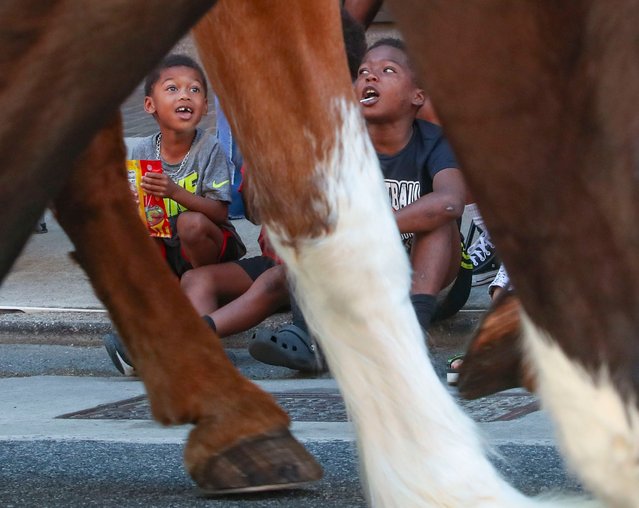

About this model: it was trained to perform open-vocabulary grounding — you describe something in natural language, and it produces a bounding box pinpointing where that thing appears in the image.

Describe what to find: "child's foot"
[446,353,465,386]
[488,264,511,298]
[248,325,327,373]
[468,229,499,286]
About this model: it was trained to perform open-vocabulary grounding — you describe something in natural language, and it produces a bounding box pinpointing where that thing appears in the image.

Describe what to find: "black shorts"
[232,255,279,281]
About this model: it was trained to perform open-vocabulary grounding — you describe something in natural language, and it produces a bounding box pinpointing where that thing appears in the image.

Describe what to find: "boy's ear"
[412,88,426,108]
[144,96,156,114]
[202,96,209,116]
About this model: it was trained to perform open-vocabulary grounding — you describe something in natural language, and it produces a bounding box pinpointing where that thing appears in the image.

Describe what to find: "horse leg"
[390,0,639,503]
[457,291,530,399]
[53,115,322,492]
[194,2,536,505]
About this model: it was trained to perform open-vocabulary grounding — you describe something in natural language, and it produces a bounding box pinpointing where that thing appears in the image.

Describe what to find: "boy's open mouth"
[176,106,193,116]
[360,86,379,105]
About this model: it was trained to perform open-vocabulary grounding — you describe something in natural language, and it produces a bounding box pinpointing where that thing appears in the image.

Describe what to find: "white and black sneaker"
[103,332,136,376]
[489,264,512,296]
[468,229,500,286]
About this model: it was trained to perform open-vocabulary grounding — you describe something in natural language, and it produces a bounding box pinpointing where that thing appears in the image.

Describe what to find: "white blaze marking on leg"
[522,312,639,507]
[267,99,575,507]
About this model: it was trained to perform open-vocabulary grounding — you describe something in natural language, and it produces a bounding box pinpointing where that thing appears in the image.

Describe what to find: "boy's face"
[354,45,425,123]
[144,66,208,131]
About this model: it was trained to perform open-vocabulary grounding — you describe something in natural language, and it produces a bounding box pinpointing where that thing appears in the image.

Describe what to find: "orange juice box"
[126,159,172,238]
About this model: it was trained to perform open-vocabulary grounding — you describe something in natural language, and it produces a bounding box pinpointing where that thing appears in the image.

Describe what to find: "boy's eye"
[383,67,396,73]
[358,68,369,76]
[166,85,178,92]
[190,86,201,93]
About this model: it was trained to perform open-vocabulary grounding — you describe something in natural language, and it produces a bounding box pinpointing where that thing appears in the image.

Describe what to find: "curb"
[0,311,112,346]
[0,308,481,349]
[0,309,292,348]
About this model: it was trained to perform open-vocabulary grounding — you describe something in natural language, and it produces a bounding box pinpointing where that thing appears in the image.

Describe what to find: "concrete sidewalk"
[0,375,556,447]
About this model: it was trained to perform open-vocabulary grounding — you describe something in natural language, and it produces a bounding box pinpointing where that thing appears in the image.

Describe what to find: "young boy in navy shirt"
[355,38,470,331]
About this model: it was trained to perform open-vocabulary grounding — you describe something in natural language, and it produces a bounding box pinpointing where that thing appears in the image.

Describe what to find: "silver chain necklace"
[155,133,193,175]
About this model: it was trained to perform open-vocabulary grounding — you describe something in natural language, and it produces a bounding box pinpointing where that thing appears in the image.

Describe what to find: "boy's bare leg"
[210,265,290,337]
[182,263,289,337]
[410,221,461,295]
[181,262,254,315]
[54,115,322,492]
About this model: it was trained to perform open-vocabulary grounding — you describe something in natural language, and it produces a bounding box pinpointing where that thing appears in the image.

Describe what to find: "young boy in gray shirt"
[131,53,244,278]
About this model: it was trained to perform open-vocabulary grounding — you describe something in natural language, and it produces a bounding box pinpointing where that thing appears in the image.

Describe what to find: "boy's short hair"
[366,37,420,85]
[367,37,407,54]
[144,54,209,97]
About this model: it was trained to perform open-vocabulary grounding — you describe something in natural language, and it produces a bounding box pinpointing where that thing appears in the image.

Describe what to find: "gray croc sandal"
[248,325,327,373]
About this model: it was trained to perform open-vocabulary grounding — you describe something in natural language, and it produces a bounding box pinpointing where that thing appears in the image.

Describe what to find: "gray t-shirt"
[130,129,233,219]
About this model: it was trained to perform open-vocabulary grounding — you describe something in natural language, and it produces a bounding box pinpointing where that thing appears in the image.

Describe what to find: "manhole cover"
[58,392,348,422]
[58,390,538,423]
[459,393,539,422]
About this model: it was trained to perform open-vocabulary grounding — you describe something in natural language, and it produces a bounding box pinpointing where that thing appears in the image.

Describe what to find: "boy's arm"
[168,185,229,224]
[140,173,229,224]
[393,167,465,234]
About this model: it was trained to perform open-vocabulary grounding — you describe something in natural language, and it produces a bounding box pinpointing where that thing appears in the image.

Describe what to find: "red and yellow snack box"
[127,160,172,238]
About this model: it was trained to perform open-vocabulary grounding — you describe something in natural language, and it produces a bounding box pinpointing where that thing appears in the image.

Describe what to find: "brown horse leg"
[53,116,322,492]
[457,292,536,399]
[390,1,639,503]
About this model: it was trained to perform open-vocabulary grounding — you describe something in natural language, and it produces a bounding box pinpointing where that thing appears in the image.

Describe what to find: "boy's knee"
[179,268,197,289]
[257,266,289,298]
[176,212,215,240]
[412,222,455,255]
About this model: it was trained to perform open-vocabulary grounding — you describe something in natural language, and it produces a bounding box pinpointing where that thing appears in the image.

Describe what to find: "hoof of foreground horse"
[457,291,535,399]
[187,426,323,494]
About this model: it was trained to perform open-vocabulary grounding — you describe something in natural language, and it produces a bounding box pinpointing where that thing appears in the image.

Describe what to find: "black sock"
[202,315,216,331]
[410,293,437,332]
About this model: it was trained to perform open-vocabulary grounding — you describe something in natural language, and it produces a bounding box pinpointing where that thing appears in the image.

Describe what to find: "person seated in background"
[130,53,245,277]
[180,167,289,340]
[103,54,244,375]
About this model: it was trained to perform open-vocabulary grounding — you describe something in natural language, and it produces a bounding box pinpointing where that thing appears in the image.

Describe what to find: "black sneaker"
[103,332,136,376]
[468,229,500,286]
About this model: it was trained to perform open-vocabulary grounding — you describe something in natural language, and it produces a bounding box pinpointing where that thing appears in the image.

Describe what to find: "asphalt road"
[0,440,583,507]
[0,339,590,507]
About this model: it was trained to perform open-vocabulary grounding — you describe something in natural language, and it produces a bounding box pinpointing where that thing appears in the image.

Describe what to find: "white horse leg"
[523,313,639,508]
[270,101,567,507]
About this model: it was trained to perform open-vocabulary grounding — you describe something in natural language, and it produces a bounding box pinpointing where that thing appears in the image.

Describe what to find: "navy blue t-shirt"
[377,119,458,212]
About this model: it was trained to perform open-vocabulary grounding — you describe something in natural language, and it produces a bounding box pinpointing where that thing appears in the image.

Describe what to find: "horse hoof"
[457,290,526,399]
[189,427,323,494]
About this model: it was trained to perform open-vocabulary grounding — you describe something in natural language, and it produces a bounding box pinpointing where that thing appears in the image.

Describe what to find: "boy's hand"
[141,172,179,199]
